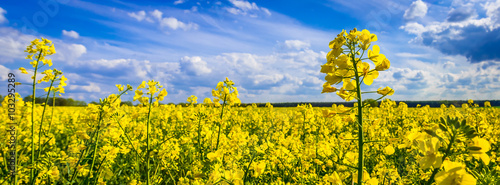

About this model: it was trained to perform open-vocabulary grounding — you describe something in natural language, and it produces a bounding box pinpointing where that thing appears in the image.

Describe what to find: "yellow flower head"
[418,137,442,169]
[321,82,337,93]
[384,145,395,155]
[358,29,378,50]
[468,137,491,165]
[24,38,56,68]
[19,67,29,74]
[484,101,491,107]
[434,160,476,185]
[116,84,124,92]
[323,172,342,185]
[187,95,197,104]
[157,89,168,101]
[377,86,394,96]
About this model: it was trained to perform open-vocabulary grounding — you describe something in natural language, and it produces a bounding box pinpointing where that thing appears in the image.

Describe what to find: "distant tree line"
[92,100,500,108]
[2,94,497,108]
[19,96,87,106]
[239,100,500,108]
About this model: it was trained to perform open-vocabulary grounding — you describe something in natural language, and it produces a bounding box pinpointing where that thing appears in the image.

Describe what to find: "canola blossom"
[1,98,498,184]
[0,36,498,185]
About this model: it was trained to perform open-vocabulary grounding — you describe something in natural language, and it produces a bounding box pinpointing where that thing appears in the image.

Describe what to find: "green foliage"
[363,99,379,108]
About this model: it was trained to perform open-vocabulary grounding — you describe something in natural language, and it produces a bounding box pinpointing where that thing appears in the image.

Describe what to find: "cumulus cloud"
[400,0,500,62]
[180,56,212,75]
[0,27,87,64]
[404,0,428,20]
[0,7,7,24]
[69,82,101,93]
[226,0,271,17]
[160,17,199,30]
[62,30,80,39]
[0,65,9,81]
[53,43,87,62]
[0,27,36,62]
[128,10,146,21]
[284,40,310,50]
[395,52,429,58]
[446,7,475,22]
[173,0,186,5]
[261,8,271,16]
[128,9,199,31]
[150,9,163,21]
[484,0,500,26]
[252,74,284,85]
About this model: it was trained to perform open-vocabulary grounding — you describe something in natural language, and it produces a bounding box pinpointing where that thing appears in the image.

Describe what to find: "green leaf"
[465,129,476,139]
[424,129,445,142]
[424,129,437,137]
[468,146,482,151]
[439,123,447,131]
[453,119,460,129]
[440,117,446,125]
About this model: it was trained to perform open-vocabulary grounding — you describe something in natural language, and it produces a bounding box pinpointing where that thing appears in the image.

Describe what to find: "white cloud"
[395,52,429,58]
[184,6,198,13]
[180,56,212,75]
[252,74,284,85]
[62,30,80,39]
[261,8,271,16]
[0,7,7,24]
[128,10,146,21]
[69,82,101,93]
[284,40,310,50]
[269,83,299,94]
[53,44,87,62]
[150,9,163,21]
[0,27,36,62]
[443,61,456,69]
[174,0,186,5]
[219,53,263,72]
[400,0,500,62]
[483,0,500,26]
[128,9,199,31]
[0,64,9,81]
[0,27,86,64]
[160,17,199,30]
[226,8,241,15]
[404,0,428,19]
[230,0,259,11]
[226,0,271,17]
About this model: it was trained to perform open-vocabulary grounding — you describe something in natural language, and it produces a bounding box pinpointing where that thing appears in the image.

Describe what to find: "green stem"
[92,156,106,185]
[146,94,153,185]
[215,94,227,151]
[37,79,55,159]
[115,115,141,162]
[243,150,256,183]
[425,129,457,185]
[49,92,55,132]
[351,42,364,185]
[86,106,105,184]
[197,115,203,161]
[30,50,42,182]
[68,138,91,183]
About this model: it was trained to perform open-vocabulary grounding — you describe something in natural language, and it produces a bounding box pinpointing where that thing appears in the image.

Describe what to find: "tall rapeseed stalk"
[319,28,394,184]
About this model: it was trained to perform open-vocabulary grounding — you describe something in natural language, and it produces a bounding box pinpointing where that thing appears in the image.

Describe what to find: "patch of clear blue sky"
[257,0,359,31]
[2,0,361,41]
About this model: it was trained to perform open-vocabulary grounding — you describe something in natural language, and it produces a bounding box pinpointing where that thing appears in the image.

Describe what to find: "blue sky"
[1,0,499,103]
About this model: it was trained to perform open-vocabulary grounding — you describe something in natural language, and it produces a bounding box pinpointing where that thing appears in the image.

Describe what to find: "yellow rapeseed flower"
[19,67,28,74]
[469,137,491,165]
[418,137,442,169]
[434,160,476,185]
[377,86,394,96]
